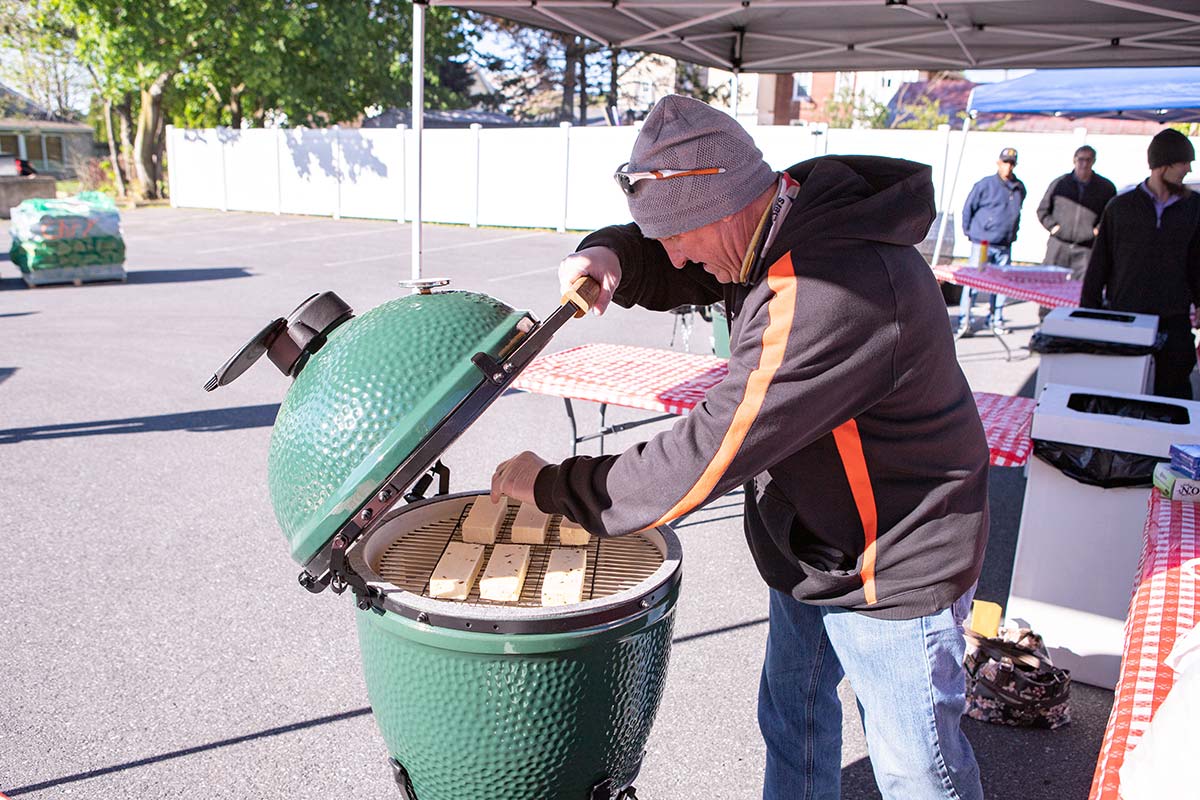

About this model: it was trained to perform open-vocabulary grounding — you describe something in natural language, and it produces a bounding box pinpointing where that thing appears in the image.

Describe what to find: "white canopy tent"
[407,0,1200,276]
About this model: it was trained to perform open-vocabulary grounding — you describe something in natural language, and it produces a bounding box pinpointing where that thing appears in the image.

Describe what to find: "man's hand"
[1050,224,1061,236]
[559,246,621,316]
[491,451,550,505]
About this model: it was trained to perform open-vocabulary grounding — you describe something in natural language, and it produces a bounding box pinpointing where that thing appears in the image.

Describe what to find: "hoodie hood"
[760,156,935,272]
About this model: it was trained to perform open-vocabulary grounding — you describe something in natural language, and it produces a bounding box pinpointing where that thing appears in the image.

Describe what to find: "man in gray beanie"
[1083,128,1200,398]
[492,95,988,800]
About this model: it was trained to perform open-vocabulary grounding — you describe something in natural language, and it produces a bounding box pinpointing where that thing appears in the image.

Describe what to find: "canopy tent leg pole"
[931,100,973,268]
[731,70,740,119]
[411,0,426,283]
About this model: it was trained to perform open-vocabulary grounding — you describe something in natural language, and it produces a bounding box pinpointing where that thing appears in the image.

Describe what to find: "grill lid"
[204,278,600,582]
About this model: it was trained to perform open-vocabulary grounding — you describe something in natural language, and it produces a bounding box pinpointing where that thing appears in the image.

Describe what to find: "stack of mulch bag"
[9,192,126,287]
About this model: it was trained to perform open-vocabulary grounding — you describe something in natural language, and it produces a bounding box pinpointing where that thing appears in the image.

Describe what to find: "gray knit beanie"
[624,95,776,238]
[1148,128,1195,169]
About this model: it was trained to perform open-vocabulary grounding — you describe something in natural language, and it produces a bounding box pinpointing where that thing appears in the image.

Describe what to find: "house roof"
[0,83,91,133]
[0,117,93,134]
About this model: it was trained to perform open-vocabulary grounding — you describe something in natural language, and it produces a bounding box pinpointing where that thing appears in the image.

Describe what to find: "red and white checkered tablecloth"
[513,343,729,416]
[512,343,1034,467]
[934,265,1083,309]
[1090,492,1200,800]
[973,392,1034,468]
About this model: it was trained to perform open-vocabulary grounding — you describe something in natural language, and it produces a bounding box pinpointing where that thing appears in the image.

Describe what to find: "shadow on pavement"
[840,692,1110,800]
[0,403,279,444]
[974,465,1026,611]
[1017,370,1037,399]
[126,267,254,284]
[0,367,15,386]
[673,616,768,646]
[0,311,37,318]
[1,707,372,797]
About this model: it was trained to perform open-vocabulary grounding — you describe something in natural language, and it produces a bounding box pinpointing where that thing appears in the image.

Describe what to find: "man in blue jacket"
[959,148,1027,336]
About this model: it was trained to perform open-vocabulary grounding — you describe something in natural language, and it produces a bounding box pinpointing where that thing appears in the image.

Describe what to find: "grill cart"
[206,279,681,800]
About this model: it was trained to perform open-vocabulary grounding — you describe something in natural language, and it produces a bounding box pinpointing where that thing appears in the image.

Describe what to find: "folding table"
[512,343,1034,468]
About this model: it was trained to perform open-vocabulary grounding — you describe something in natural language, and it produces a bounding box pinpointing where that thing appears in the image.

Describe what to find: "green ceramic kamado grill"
[205,279,682,800]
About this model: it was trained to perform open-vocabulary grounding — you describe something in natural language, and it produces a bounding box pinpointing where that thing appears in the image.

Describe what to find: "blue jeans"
[758,588,982,800]
[958,243,1010,327]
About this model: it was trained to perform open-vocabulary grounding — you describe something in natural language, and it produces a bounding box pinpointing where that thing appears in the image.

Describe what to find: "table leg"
[564,398,579,457]
[599,403,608,454]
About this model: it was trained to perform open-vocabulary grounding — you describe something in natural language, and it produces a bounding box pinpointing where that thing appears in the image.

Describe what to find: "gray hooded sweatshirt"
[534,155,990,620]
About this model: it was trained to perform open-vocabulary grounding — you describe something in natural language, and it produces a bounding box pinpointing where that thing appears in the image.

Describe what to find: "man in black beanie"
[1082,128,1200,398]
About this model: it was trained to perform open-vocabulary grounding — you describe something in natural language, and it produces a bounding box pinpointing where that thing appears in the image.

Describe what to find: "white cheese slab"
[478,544,533,602]
[429,542,487,600]
[511,503,550,544]
[557,517,591,547]
[462,496,508,544]
[541,547,588,606]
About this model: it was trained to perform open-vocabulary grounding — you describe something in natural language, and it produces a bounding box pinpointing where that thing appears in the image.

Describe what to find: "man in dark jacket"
[958,148,1027,335]
[491,95,987,800]
[1082,128,1200,399]
[1038,145,1117,281]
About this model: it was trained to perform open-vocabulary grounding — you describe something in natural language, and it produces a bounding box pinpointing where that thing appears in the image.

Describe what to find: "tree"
[474,16,647,125]
[31,0,477,199]
[892,96,949,129]
[824,86,889,129]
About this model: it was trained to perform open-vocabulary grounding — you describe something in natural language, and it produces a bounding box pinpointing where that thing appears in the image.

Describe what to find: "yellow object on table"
[968,600,1003,638]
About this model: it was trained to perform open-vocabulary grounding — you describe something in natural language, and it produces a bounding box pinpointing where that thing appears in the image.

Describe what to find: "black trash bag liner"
[1033,441,1167,488]
[1032,393,1189,487]
[1066,392,1190,423]
[1028,331,1166,356]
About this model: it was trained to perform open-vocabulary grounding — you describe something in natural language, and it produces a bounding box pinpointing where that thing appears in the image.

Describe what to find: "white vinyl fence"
[166,122,1172,265]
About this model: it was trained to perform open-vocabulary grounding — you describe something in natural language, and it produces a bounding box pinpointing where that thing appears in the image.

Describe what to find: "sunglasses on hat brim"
[613,162,726,196]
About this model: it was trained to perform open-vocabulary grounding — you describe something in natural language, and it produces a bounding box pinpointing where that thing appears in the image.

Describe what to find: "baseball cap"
[998,148,1018,163]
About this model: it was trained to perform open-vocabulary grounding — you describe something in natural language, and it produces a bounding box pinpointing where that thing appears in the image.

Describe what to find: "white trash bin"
[1008,383,1200,689]
[1033,307,1158,398]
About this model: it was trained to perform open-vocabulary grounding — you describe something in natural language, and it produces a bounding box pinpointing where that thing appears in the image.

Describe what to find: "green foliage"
[823,86,888,129]
[39,1,476,128]
[980,114,1009,132]
[675,62,728,106]
[893,96,949,129]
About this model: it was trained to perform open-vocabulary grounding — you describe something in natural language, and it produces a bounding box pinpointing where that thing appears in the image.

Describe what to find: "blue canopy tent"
[931,67,1200,265]
[972,67,1200,123]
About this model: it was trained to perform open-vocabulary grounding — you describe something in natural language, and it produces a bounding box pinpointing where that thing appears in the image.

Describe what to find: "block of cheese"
[429,542,487,600]
[479,544,532,602]
[462,496,508,544]
[511,503,550,544]
[557,517,591,547]
[541,547,588,606]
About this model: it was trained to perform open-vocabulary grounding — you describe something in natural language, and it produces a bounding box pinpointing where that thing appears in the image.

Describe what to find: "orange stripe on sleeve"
[647,253,797,529]
[831,419,878,605]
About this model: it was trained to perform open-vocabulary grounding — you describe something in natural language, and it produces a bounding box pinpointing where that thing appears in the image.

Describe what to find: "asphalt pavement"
[1,208,1112,799]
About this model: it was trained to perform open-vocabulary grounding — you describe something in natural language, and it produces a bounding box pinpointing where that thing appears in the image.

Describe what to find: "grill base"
[388,756,644,800]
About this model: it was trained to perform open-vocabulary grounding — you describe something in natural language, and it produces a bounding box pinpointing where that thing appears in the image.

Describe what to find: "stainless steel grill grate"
[373,499,663,607]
